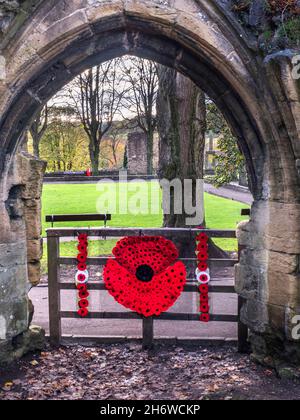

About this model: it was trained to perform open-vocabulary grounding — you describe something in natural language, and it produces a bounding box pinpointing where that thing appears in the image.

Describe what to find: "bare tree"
[121,57,158,175]
[63,59,127,175]
[29,105,49,158]
[100,122,126,168]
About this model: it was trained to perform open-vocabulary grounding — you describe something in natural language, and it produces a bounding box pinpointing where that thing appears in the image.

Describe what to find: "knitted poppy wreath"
[103,236,186,317]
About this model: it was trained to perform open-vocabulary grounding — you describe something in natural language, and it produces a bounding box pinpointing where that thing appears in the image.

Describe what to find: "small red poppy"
[78,234,88,242]
[77,262,87,271]
[196,233,209,242]
[77,253,87,263]
[78,290,89,299]
[77,283,87,292]
[198,262,208,271]
[199,284,209,294]
[200,313,210,322]
[77,273,87,283]
[200,303,209,313]
[200,293,209,303]
[199,273,209,284]
[104,236,186,317]
[78,307,89,317]
[197,252,208,261]
[77,243,87,253]
[78,299,89,309]
[197,242,208,251]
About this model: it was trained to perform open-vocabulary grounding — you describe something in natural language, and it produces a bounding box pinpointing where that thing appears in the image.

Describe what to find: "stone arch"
[0,0,281,199]
[0,0,299,364]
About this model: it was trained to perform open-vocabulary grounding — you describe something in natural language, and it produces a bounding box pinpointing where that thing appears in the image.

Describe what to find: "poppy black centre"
[136,265,154,282]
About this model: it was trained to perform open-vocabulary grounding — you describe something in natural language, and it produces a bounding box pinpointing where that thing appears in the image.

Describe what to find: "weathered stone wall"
[236,200,300,367]
[19,152,46,286]
[127,131,148,175]
[0,154,28,346]
[235,55,300,368]
[0,151,45,364]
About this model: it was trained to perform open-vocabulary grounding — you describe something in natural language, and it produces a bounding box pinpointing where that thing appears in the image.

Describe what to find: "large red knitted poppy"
[103,236,186,317]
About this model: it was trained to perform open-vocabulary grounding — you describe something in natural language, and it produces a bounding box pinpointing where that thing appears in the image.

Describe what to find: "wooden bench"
[45,213,112,228]
[241,209,250,216]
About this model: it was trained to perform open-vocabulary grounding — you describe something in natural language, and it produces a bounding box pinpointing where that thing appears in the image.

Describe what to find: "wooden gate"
[47,228,248,351]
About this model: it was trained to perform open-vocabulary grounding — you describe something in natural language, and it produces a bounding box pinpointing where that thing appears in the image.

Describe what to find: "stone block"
[268,271,300,309]
[0,325,45,366]
[37,10,92,61]
[0,265,28,302]
[241,298,269,334]
[13,325,45,360]
[27,261,41,286]
[268,251,299,274]
[267,302,286,337]
[265,202,300,254]
[85,0,124,32]
[235,263,259,300]
[0,296,28,340]
[23,199,41,239]
[236,220,251,246]
[0,241,27,268]
[27,239,43,263]
[17,153,47,200]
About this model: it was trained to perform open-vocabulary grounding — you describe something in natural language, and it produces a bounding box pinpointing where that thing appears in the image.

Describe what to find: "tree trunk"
[29,106,48,158]
[157,67,206,228]
[89,139,100,175]
[112,147,118,167]
[146,130,154,175]
[123,145,128,169]
[33,137,40,158]
[157,67,227,260]
[157,68,206,271]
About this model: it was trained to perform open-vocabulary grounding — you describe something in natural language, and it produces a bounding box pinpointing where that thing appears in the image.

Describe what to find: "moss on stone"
[231,0,300,53]
[278,17,300,45]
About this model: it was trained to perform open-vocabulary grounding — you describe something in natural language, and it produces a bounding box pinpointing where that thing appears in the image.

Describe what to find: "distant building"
[204,131,220,175]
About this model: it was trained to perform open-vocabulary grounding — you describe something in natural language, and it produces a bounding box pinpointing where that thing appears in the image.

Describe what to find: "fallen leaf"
[2,382,14,391]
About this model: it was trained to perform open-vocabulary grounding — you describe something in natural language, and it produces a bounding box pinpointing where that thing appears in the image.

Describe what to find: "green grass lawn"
[41,182,249,272]
[42,181,163,235]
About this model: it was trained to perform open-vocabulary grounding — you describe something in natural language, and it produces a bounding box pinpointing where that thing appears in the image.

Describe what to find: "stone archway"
[0,0,299,365]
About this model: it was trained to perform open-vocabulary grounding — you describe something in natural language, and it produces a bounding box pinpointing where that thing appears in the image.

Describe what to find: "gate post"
[142,317,154,349]
[237,242,249,353]
[47,232,61,346]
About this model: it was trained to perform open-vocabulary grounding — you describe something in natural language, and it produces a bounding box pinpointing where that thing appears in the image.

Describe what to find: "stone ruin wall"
[127,131,159,175]
[127,131,148,175]
[235,56,300,369]
[0,151,46,364]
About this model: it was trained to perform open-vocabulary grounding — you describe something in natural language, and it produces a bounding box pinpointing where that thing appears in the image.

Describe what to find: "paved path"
[204,183,253,205]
